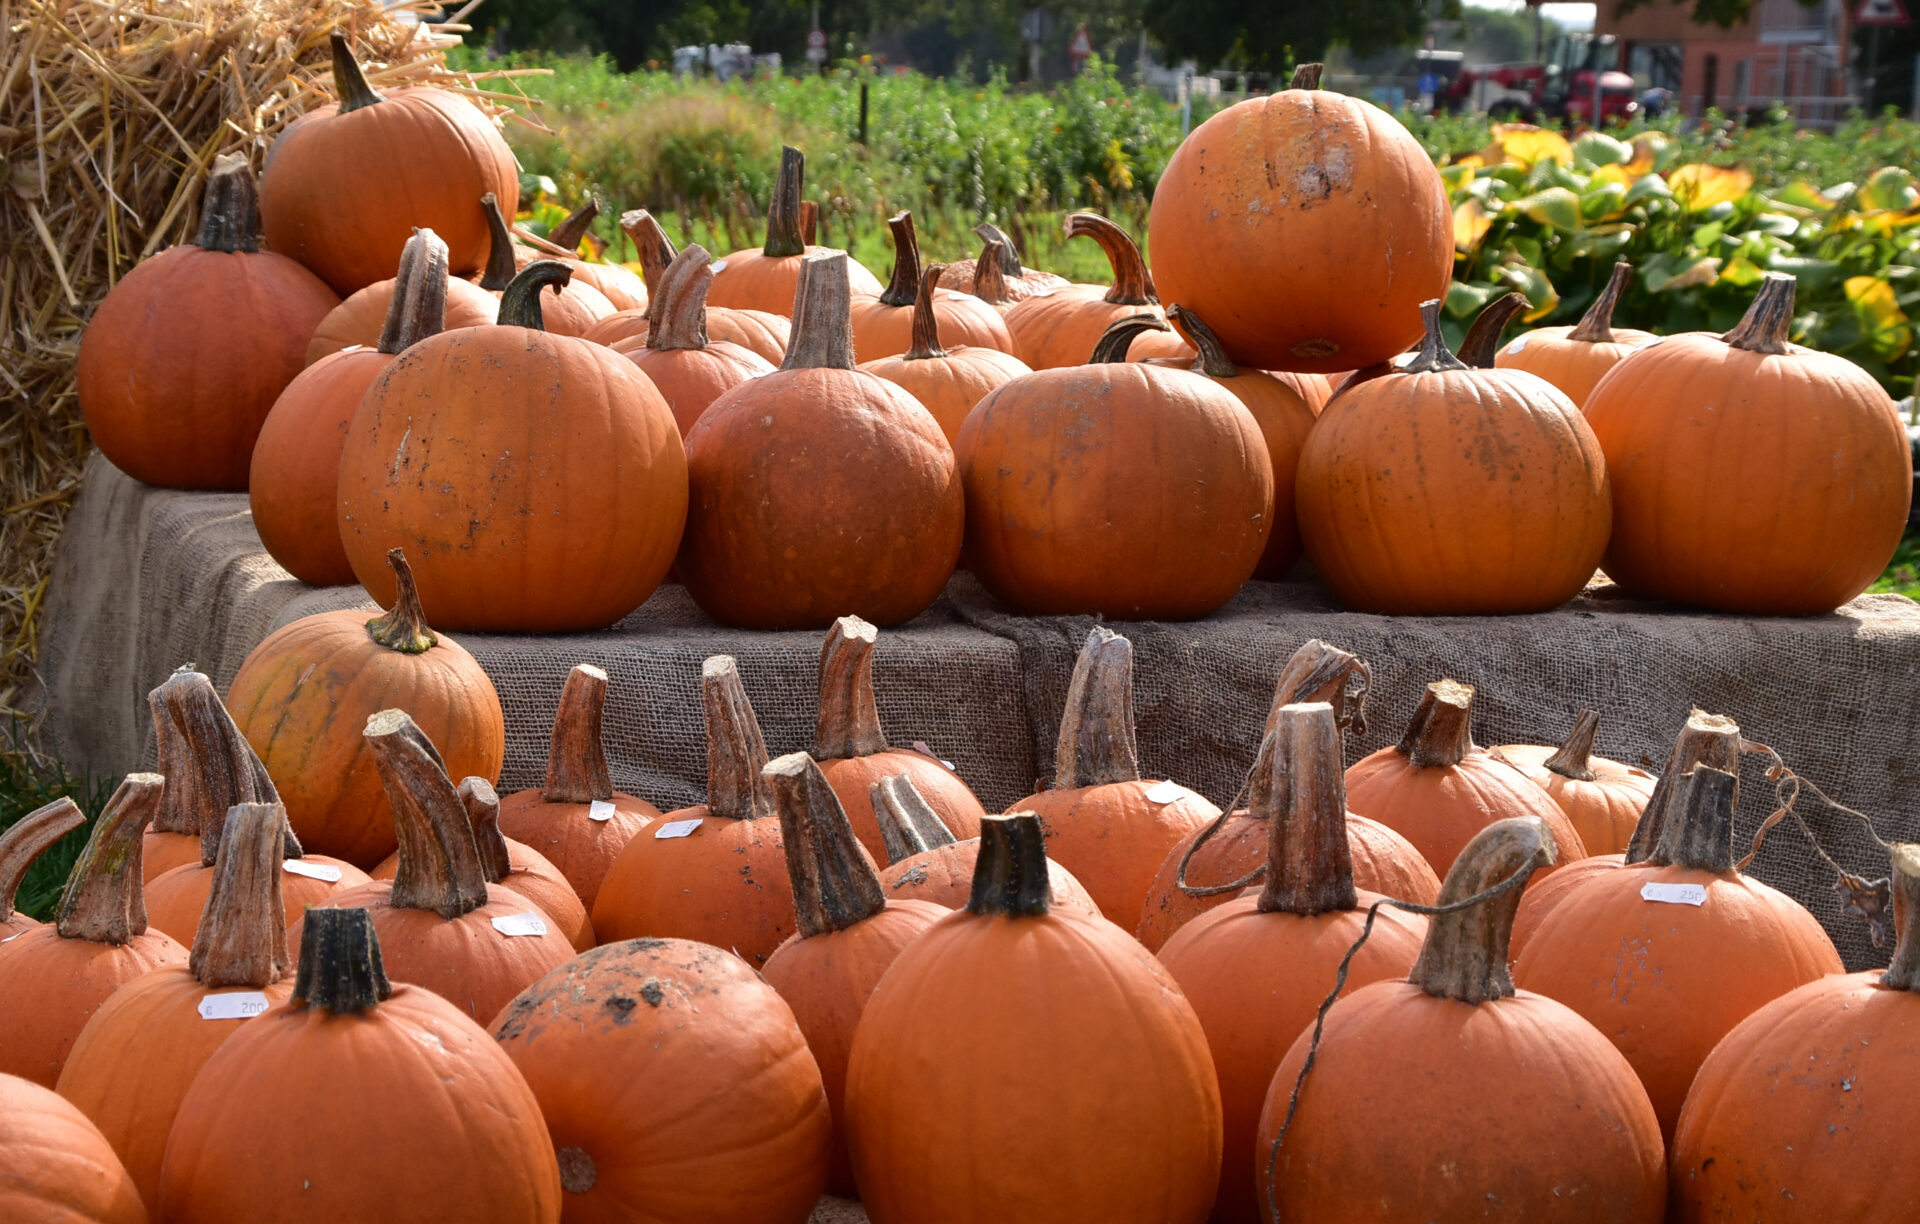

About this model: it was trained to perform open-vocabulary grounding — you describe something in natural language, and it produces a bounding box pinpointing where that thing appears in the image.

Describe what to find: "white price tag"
[0,931,24,945]
[283,860,343,883]
[653,818,704,839]
[1641,881,1708,907]
[1145,781,1185,805]
[492,911,550,937]
[1506,336,1527,355]
[911,741,957,771]
[588,800,617,823]
[198,991,271,1020]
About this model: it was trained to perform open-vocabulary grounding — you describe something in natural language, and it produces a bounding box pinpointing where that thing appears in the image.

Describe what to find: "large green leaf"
[1860,167,1919,212]
[1509,187,1583,232]
[1571,131,1632,170]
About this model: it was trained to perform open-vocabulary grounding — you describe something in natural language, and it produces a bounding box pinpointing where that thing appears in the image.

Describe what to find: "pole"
[858,81,869,146]
[1030,39,1041,86]
[1181,68,1193,135]
[1870,22,1882,110]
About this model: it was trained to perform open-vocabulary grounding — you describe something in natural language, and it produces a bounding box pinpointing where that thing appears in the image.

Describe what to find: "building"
[1598,0,1855,124]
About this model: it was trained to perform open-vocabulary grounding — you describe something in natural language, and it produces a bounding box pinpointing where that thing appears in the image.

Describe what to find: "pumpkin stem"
[1722,271,1796,356]
[904,264,949,360]
[540,664,615,804]
[1054,626,1142,789]
[702,656,775,822]
[1064,212,1157,307]
[328,30,385,113]
[762,145,808,259]
[291,906,393,1013]
[458,777,513,885]
[1647,766,1737,874]
[1457,292,1528,368]
[647,245,715,352]
[1409,816,1557,1003]
[973,222,1027,277]
[765,751,887,937]
[149,668,290,867]
[1089,312,1172,364]
[971,238,1016,306]
[1265,639,1371,742]
[55,773,163,945]
[870,774,957,864]
[548,195,600,253]
[364,548,439,655]
[1400,300,1470,374]
[781,250,857,371]
[1290,63,1324,90]
[814,616,890,759]
[364,709,490,919]
[1567,261,1633,344]
[478,193,519,292]
[876,211,924,308]
[1254,703,1358,916]
[1396,679,1476,769]
[190,803,290,989]
[799,200,820,247]
[0,798,84,922]
[377,228,451,355]
[621,209,679,294]
[192,155,261,254]
[1883,843,1920,991]
[1167,305,1239,378]
[1625,710,1741,864]
[966,812,1052,917]
[1543,710,1602,782]
[499,260,571,332]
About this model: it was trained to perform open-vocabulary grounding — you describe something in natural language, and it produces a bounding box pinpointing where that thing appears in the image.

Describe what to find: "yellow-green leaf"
[1666,164,1754,212]
[1572,131,1632,169]
[1719,257,1765,288]
[1772,179,1837,212]
[1845,275,1913,359]
[1440,162,1479,196]
[1453,198,1494,254]
[1860,167,1919,212]
[1498,263,1560,321]
[1509,186,1583,232]
[1492,124,1574,168]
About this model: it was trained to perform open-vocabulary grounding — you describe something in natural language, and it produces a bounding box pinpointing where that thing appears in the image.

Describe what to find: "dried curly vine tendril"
[1736,735,1896,945]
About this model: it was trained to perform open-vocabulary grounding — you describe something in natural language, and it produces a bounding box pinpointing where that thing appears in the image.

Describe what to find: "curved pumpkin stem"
[149,667,201,838]
[328,30,384,113]
[1458,292,1528,368]
[1883,843,1920,991]
[1396,679,1476,769]
[904,264,949,360]
[1408,816,1557,1004]
[1567,261,1634,344]
[499,260,572,332]
[149,668,289,866]
[648,245,715,352]
[364,709,489,919]
[193,155,261,254]
[1054,627,1141,789]
[1254,704,1358,916]
[1064,212,1157,306]
[478,192,519,292]
[1089,312,1172,364]
[458,777,513,886]
[548,195,600,253]
[377,228,451,356]
[621,209,679,295]
[56,773,164,945]
[1647,766,1737,873]
[1625,710,1741,864]
[1290,62,1324,90]
[1401,300,1470,374]
[973,223,1027,277]
[870,774,957,864]
[190,802,290,989]
[814,616,889,759]
[763,145,807,259]
[0,798,84,923]
[877,211,923,308]
[1543,710,1602,782]
[967,812,1052,917]
[291,906,392,1013]
[765,752,886,937]
[1266,639,1372,741]
[364,548,439,655]
[540,664,615,804]
[971,238,1016,306]
[1167,304,1239,378]
[781,250,856,371]
[703,655,775,821]
[1723,271,1796,356]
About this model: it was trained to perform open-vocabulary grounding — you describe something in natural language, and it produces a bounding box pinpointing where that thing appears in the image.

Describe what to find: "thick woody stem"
[703,656,775,821]
[291,906,393,1013]
[56,773,164,944]
[1567,261,1634,344]
[621,209,679,297]
[1883,843,1920,991]
[376,228,450,355]
[365,548,439,655]
[813,617,889,759]
[1722,272,1796,356]
[1626,710,1741,864]
[193,156,261,254]
[1401,300,1470,374]
[0,798,84,921]
[459,777,513,886]
[973,223,1027,276]
[1396,680,1476,769]
[1290,63,1324,89]
[1166,305,1239,378]
[479,193,518,291]
[364,709,489,919]
[765,752,887,938]
[1458,292,1528,368]
[877,211,923,308]
[541,664,615,804]
[967,812,1052,917]
[1054,627,1142,789]
[1408,816,1557,1003]
[763,146,807,258]
[190,803,289,989]
[1648,766,1737,873]
[971,239,1015,305]
[548,196,600,252]
[799,200,819,247]
[870,774,958,864]
[904,264,948,360]
[499,260,572,331]
[1544,710,1602,782]
[647,245,715,352]
[1089,313,1172,364]
[1265,639,1371,741]
[1064,212,1157,306]
[149,669,287,866]
[781,250,857,370]
[329,31,385,113]
[1255,704,1358,916]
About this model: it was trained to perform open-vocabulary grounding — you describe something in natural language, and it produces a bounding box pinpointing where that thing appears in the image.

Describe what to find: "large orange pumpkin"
[849,211,1015,360]
[77,155,339,491]
[302,234,498,366]
[0,1072,147,1224]
[337,260,687,632]
[870,773,1099,914]
[707,146,883,314]
[259,33,518,293]
[1001,213,1193,369]
[845,813,1223,1223]
[678,252,963,628]
[1492,709,1656,857]
[475,194,616,338]
[157,907,561,1223]
[1585,271,1911,614]
[0,797,84,944]
[1494,261,1657,407]
[1148,63,1451,373]
[625,243,776,437]
[859,263,1033,446]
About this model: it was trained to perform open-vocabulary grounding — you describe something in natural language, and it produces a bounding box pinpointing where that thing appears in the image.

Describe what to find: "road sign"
[1856,0,1910,25]
[1068,23,1093,62]
[1019,8,1053,44]
[806,27,826,64]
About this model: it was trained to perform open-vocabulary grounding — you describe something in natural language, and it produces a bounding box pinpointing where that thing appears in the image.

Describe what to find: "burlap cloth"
[34,455,1920,973]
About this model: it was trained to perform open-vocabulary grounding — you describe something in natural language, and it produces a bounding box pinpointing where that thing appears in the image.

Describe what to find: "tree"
[1614,0,1820,28]
[1142,0,1443,71]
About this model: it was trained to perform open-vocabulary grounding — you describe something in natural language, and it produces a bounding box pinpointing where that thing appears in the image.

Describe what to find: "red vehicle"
[1441,34,1639,125]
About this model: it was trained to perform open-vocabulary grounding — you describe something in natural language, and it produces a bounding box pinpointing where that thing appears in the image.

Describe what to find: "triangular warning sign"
[1856,0,1909,26]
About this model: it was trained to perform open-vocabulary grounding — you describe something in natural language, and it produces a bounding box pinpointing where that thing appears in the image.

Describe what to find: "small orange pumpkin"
[302,232,498,366]
[1001,213,1193,369]
[0,1072,147,1224]
[707,146,884,314]
[626,244,776,437]
[588,211,792,363]
[529,193,650,310]
[475,194,615,338]
[1494,261,1657,407]
[849,211,1015,360]
[937,221,1071,304]
[859,262,1033,447]
[1492,709,1656,857]
[870,773,1099,914]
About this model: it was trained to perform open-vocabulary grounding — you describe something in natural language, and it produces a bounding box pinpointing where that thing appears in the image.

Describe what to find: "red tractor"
[1441,33,1639,126]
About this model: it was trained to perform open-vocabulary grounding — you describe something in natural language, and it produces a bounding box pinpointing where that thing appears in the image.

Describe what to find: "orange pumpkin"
[475,194,615,338]
[1494,261,1657,406]
[849,211,1015,360]
[845,813,1223,1223]
[227,549,504,868]
[1585,272,1912,614]
[0,775,188,1086]
[591,656,796,964]
[859,262,1033,447]
[678,253,963,629]
[625,244,776,437]
[587,210,792,363]
[707,146,884,314]
[0,797,84,944]
[1271,369,1333,414]
[1149,63,1452,372]
[0,1072,147,1224]
[1001,213,1193,369]
[1492,709,1656,857]
[302,239,498,366]
[77,156,339,491]
[530,193,650,311]
[870,774,1099,914]
[937,221,1070,304]
[338,261,687,632]
[259,34,518,293]
[157,907,561,1223]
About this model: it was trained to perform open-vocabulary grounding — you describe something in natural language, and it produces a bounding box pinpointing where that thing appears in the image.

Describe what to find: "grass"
[1869,526,1920,600]
[0,739,113,923]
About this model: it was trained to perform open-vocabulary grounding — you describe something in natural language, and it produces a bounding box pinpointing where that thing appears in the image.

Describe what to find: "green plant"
[0,741,111,922]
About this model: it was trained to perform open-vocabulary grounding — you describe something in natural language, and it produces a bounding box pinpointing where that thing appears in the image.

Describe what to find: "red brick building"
[1598,0,1855,122]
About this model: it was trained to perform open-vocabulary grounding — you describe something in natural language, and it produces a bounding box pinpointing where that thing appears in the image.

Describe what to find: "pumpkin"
[0,775,187,1086]
[1296,300,1612,614]
[858,262,1033,446]
[337,260,687,632]
[845,813,1223,1222]
[1158,702,1430,1224]
[304,711,574,1022]
[1009,628,1220,930]
[57,801,295,1208]
[0,1073,146,1224]
[707,147,884,314]
[77,155,339,491]
[849,211,1015,360]
[956,325,1272,619]
[937,221,1070,303]
[1271,369,1333,414]
[1137,639,1439,953]
[531,194,650,311]
[1495,261,1657,406]
[1669,841,1920,1222]
[1585,272,1911,614]
[475,194,616,338]
[493,938,830,1222]
[1001,213,1193,369]
[1492,709,1656,857]
[1514,765,1843,1140]
[255,229,455,587]
[258,33,518,293]
[871,773,1099,914]
[678,253,963,629]
[227,549,504,867]
[1148,62,1452,373]
[626,243,777,437]
[759,752,947,1196]
[586,211,792,363]
[0,797,84,944]
[592,655,796,964]
[1254,817,1665,1222]
[157,907,561,1223]
[302,236,498,366]
[1345,678,1588,878]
